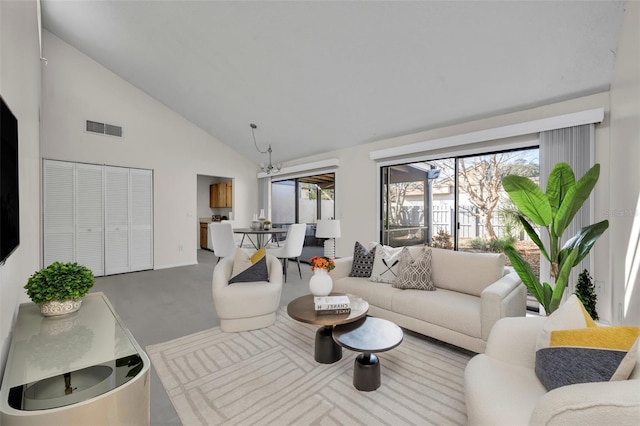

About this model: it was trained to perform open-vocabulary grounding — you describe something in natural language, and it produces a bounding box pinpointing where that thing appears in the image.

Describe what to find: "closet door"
[43,160,75,266]
[130,168,153,271]
[75,163,104,276]
[105,166,130,275]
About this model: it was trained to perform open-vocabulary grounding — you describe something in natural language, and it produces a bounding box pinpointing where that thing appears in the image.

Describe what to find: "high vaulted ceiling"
[41,1,625,166]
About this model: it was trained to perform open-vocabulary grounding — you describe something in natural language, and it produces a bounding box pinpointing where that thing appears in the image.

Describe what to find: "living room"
[1,0,638,424]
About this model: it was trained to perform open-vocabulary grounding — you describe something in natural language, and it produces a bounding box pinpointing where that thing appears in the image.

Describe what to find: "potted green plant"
[575,269,599,320]
[501,162,609,314]
[24,261,95,317]
[263,220,272,230]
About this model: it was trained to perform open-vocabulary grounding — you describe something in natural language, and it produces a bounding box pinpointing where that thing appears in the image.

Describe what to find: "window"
[381,147,540,273]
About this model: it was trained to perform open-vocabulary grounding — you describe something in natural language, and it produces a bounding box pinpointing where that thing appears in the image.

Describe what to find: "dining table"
[233,227,288,249]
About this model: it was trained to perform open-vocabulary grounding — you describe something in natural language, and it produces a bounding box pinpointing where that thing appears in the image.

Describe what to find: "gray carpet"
[147,308,471,426]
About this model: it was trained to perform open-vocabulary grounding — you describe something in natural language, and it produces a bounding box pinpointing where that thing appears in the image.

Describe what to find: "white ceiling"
[41,0,625,166]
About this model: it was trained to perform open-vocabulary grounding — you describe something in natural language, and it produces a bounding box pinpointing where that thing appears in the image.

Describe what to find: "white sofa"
[331,246,526,353]
[212,254,283,332]
[465,316,640,425]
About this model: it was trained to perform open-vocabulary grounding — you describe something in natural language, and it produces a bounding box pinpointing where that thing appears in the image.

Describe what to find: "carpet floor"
[146,308,472,426]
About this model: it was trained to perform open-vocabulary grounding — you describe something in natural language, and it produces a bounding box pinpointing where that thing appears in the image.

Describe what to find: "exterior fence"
[430,204,527,241]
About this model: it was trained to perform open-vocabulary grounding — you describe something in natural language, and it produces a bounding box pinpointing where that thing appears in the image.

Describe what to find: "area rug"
[146,309,472,426]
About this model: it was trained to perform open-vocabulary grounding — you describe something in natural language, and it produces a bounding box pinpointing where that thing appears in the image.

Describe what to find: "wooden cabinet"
[210,181,232,208]
[200,222,209,249]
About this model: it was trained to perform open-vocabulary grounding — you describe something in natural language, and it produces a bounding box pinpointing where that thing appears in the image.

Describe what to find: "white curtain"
[539,124,594,296]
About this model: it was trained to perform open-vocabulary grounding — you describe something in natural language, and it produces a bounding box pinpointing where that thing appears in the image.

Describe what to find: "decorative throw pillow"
[229,248,268,283]
[535,294,640,390]
[392,246,435,291]
[349,241,376,277]
[369,244,403,283]
[229,256,269,284]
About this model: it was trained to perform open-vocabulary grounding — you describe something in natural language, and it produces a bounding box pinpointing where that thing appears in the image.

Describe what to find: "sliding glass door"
[271,173,335,259]
[381,148,539,259]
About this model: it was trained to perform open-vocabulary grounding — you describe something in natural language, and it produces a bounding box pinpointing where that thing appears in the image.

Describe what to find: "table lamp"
[315,219,341,259]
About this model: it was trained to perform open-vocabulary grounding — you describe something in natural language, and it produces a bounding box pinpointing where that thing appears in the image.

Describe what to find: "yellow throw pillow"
[250,247,266,263]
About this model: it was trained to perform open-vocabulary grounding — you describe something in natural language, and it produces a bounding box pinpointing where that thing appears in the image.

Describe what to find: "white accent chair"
[208,222,238,262]
[265,223,306,282]
[212,254,284,332]
[464,316,640,425]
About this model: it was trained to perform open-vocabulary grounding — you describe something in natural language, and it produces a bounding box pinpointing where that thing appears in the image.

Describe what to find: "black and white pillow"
[348,241,376,277]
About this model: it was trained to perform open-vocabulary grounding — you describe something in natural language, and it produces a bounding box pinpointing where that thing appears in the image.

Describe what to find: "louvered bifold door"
[105,166,130,275]
[75,163,105,276]
[43,160,75,266]
[130,168,153,271]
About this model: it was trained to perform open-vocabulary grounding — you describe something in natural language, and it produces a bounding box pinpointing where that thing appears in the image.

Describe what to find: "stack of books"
[314,295,351,315]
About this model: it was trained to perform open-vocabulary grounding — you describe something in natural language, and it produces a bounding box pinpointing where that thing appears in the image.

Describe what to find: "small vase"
[309,268,333,297]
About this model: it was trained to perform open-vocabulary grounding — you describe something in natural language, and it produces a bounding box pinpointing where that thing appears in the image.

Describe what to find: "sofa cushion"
[348,241,376,277]
[392,288,482,338]
[369,244,403,283]
[392,246,435,291]
[430,247,505,296]
[333,276,402,311]
[535,295,640,390]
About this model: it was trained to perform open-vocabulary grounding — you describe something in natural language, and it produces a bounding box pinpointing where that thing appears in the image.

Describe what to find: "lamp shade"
[315,219,341,238]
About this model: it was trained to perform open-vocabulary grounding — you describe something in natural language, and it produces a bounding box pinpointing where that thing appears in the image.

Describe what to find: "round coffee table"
[287,293,369,364]
[333,316,403,391]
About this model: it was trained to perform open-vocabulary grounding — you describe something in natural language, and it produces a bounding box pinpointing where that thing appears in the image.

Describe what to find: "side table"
[287,293,369,364]
[333,316,403,391]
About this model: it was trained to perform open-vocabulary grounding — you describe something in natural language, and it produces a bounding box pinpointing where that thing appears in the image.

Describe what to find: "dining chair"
[265,223,306,282]
[209,222,239,262]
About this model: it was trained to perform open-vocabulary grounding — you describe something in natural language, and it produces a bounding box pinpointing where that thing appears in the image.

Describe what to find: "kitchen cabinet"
[210,181,232,208]
[200,222,209,249]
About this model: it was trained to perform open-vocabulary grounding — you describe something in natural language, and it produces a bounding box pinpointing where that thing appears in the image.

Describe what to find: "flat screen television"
[0,95,19,265]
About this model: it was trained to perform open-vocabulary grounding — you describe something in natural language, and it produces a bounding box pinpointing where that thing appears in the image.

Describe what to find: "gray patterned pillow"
[392,247,435,291]
[349,241,376,277]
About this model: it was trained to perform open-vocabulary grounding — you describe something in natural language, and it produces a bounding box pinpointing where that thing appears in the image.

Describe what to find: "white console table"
[0,292,150,425]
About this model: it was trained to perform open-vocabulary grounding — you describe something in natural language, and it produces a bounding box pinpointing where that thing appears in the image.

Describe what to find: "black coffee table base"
[353,353,380,391]
[315,326,342,364]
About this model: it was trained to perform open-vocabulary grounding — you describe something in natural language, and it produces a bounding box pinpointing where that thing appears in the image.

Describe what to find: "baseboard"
[154,261,198,270]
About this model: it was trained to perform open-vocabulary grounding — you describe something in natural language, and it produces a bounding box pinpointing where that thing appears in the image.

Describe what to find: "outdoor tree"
[434,153,538,241]
[386,181,424,226]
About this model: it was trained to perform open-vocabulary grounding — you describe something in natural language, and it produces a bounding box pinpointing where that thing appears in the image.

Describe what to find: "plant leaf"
[503,244,544,303]
[502,175,552,226]
[559,220,610,267]
[553,164,600,237]
[517,215,550,262]
[546,162,575,216]
[548,248,580,313]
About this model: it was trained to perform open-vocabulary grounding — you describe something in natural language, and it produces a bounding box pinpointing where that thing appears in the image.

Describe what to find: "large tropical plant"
[501,162,608,314]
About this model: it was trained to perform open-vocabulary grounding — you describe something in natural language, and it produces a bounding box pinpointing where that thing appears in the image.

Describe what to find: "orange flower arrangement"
[309,256,335,272]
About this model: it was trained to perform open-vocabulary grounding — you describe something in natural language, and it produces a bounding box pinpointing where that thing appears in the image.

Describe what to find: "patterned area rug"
[146,309,472,426]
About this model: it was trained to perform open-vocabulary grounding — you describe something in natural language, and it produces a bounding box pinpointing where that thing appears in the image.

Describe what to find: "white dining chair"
[265,223,306,282]
[209,222,239,262]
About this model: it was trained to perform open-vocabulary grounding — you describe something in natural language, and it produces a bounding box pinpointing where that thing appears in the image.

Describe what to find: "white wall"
[40,31,259,269]
[609,1,640,325]
[0,0,41,374]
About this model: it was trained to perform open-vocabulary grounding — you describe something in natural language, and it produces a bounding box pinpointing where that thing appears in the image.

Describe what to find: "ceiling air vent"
[86,120,123,138]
